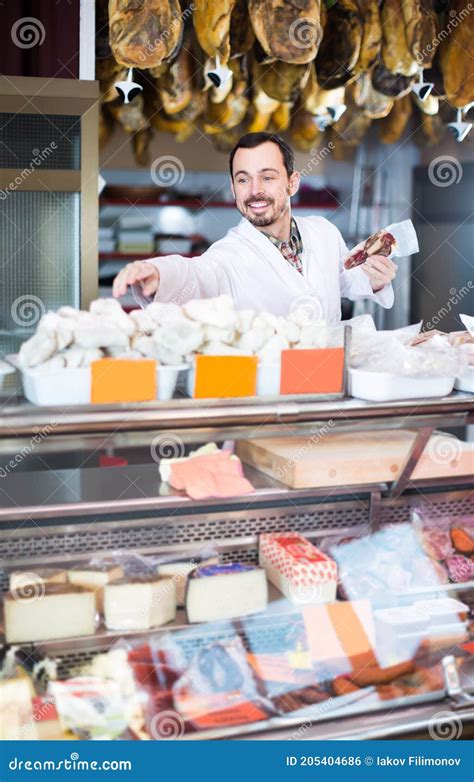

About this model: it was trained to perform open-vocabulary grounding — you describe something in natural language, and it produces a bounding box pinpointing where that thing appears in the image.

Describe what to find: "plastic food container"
[256,363,281,396]
[20,365,91,406]
[0,360,16,390]
[348,367,455,402]
[454,367,474,393]
[156,364,188,401]
[13,356,187,405]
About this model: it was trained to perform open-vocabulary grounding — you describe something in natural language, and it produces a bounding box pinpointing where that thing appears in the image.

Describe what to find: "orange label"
[193,355,257,399]
[280,348,344,395]
[274,535,327,563]
[326,601,376,670]
[91,358,156,404]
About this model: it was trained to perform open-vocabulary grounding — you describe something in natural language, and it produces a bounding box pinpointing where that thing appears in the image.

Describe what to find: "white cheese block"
[67,564,124,612]
[9,569,67,591]
[186,563,268,623]
[103,576,176,631]
[4,585,96,643]
[156,557,219,606]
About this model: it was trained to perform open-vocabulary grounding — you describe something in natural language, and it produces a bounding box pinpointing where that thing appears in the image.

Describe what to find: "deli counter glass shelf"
[0,393,473,740]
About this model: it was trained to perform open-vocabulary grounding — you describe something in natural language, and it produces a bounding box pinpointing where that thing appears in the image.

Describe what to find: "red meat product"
[344,230,396,269]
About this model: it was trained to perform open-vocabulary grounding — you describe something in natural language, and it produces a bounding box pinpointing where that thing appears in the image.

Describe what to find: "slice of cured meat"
[344,229,396,269]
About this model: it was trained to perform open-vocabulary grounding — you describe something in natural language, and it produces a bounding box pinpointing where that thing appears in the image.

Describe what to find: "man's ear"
[288,171,300,197]
[230,176,235,199]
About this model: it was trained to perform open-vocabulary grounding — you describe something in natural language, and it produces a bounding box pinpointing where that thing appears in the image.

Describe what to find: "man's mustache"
[244,198,274,206]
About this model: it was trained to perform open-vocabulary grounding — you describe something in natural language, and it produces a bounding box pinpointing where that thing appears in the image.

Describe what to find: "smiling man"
[112,132,396,322]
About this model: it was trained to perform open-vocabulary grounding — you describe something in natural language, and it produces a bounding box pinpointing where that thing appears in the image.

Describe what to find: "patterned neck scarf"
[261,216,304,274]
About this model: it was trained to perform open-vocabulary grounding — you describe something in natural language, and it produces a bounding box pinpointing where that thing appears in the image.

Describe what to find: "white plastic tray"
[454,366,474,393]
[348,367,455,402]
[10,356,187,405]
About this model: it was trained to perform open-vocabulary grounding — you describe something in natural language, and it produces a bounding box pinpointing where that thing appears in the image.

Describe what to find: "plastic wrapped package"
[83,547,219,609]
[172,636,275,731]
[70,597,465,739]
[412,509,474,584]
[328,523,454,608]
[350,329,467,378]
[48,676,130,740]
[460,314,474,336]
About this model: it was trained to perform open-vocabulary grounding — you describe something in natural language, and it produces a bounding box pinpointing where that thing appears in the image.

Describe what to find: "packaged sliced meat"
[172,637,274,730]
[446,555,473,584]
[344,220,418,270]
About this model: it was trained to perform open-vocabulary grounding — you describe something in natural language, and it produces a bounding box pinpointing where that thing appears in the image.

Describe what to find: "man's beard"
[239,198,287,228]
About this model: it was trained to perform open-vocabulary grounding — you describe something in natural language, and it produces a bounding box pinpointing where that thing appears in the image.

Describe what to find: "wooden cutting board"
[236,431,473,489]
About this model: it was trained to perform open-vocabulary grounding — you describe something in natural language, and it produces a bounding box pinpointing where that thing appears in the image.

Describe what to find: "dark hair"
[229,132,295,178]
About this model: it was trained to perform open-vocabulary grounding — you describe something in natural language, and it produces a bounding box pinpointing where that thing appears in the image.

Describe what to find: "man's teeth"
[249,201,269,207]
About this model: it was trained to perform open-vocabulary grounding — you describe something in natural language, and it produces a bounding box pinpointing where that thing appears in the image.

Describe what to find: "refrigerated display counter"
[0,392,473,741]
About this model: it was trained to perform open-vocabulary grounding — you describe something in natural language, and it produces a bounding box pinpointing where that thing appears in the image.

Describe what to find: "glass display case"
[0,392,473,740]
